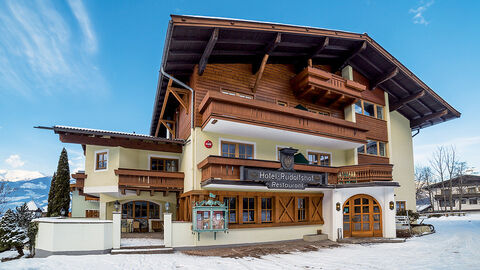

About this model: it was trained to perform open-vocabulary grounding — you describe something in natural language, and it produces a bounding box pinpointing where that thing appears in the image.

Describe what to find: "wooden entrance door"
[343,194,382,238]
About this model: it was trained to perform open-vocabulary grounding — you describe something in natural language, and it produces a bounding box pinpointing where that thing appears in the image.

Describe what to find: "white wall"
[35,218,112,257]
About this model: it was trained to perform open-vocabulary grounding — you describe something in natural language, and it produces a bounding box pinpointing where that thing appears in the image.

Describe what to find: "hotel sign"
[241,168,326,189]
[240,147,327,190]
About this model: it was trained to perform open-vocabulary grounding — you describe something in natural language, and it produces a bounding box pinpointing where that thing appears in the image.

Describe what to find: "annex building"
[41,15,460,251]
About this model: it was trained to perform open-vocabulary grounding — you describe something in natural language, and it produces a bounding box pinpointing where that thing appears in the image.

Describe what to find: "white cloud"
[67,0,97,53]
[0,0,107,97]
[20,182,47,190]
[67,148,85,173]
[0,169,45,182]
[7,196,30,202]
[409,0,434,25]
[5,154,24,168]
[414,136,480,167]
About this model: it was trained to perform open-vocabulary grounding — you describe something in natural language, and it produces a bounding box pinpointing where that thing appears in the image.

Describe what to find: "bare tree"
[0,181,15,214]
[430,146,448,212]
[445,146,459,212]
[415,166,435,211]
[456,161,468,211]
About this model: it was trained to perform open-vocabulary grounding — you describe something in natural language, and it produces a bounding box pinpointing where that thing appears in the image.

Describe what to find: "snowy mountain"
[1,176,52,212]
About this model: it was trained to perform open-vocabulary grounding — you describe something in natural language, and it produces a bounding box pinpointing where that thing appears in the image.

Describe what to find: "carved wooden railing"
[198,156,393,184]
[115,168,184,191]
[291,66,366,100]
[199,91,368,144]
[70,173,86,193]
[336,164,393,184]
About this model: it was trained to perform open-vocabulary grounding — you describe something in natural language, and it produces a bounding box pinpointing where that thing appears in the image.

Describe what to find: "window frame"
[149,157,179,172]
[297,197,307,222]
[357,140,388,157]
[242,197,256,223]
[355,100,385,120]
[307,151,332,166]
[223,196,238,224]
[396,201,406,212]
[220,139,256,159]
[307,107,330,117]
[94,149,109,172]
[261,197,273,223]
[276,100,288,107]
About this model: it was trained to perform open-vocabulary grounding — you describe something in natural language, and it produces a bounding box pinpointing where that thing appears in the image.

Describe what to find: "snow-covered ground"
[120,238,164,247]
[2,215,480,270]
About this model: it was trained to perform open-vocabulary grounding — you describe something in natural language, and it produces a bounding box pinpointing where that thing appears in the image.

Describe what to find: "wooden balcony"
[70,173,86,193]
[115,168,184,194]
[198,156,393,185]
[199,91,368,146]
[334,164,393,184]
[291,67,366,109]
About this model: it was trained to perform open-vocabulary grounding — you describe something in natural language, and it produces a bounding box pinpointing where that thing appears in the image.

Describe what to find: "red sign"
[204,140,213,148]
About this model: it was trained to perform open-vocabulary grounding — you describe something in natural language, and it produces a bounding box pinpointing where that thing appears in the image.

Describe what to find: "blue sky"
[0,0,479,180]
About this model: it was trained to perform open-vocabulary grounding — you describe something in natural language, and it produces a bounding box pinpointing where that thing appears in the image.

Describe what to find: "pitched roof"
[150,15,460,135]
[427,175,480,189]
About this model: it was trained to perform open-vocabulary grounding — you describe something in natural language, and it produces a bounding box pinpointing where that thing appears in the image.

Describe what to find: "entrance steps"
[303,233,328,242]
[111,245,173,255]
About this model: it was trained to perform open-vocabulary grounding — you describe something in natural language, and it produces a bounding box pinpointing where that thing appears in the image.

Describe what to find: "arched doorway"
[343,194,382,238]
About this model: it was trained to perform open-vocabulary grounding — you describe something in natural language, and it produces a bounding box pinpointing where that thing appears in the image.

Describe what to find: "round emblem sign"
[204,140,213,149]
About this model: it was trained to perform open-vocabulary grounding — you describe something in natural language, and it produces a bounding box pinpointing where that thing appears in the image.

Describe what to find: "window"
[242,197,255,223]
[277,100,288,107]
[223,197,237,223]
[95,151,108,170]
[308,152,331,166]
[441,189,451,196]
[396,201,406,212]
[297,198,306,221]
[122,201,160,219]
[221,89,253,99]
[261,198,272,223]
[468,187,477,194]
[355,100,385,120]
[461,199,467,204]
[150,158,178,172]
[308,108,330,116]
[357,141,388,157]
[469,199,478,205]
[221,141,254,159]
[148,202,160,219]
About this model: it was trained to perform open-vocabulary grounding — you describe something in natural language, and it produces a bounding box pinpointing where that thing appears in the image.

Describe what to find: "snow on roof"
[416,204,431,212]
[26,200,42,211]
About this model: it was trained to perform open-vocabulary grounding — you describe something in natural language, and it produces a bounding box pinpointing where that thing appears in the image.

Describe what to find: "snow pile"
[2,214,480,269]
[120,238,164,247]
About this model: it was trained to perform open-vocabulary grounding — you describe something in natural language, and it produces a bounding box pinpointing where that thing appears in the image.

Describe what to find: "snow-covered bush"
[0,203,35,257]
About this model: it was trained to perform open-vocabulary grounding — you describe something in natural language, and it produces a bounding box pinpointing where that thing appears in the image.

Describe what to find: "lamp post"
[60,208,66,218]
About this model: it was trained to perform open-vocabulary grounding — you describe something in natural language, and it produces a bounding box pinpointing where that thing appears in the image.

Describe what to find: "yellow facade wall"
[389,111,416,210]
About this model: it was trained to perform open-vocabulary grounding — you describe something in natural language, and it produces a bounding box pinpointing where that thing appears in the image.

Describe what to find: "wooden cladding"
[178,190,324,228]
[336,164,393,184]
[358,153,390,165]
[355,114,388,142]
[291,66,366,109]
[115,168,184,192]
[199,91,368,144]
[198,156,393,184]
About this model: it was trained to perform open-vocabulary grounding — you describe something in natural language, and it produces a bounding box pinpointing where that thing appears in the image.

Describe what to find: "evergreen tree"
[46,172,56,217]
[0,208,27,256]
[51,148,71,216]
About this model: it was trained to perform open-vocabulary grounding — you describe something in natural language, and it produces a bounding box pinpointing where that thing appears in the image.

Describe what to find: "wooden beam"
[371,67,399,90]
[252,33,281,74]
[169,87,190,96]
[298,86,315,98]
[198,28,219,75]
[326,94,344,107]
[335,41,367,72]
[252,54,269,93]
[307,37,329,59]
[169,86,189,112]
[389,90,425,111]
[410,109,448,128]
[160,120,175,138]
[150,190,155,196]
[155,79,173,137]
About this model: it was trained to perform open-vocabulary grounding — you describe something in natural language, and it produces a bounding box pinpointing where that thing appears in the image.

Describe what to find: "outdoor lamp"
[336,202,341,211]
[35,209,42,218]
[165,202,170,212]
[60,208,66,217]
[389,201,395,210]
[114,200,120,212]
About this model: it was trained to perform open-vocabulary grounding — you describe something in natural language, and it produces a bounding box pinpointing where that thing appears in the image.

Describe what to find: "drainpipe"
[159,68,196,192]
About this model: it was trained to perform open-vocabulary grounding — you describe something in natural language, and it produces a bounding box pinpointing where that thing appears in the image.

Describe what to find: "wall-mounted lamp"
[114,200,120,212]
[165,202,170,213]
[336,202,341,211]
[389,201,395,210]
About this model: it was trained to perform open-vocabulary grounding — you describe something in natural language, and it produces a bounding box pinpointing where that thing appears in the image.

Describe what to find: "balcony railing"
[291,67,366,108]
[335,164,393,184]
[70,173,86,193]
[115,168,184,191]
[198,156,393,185]
[199,91,368,144]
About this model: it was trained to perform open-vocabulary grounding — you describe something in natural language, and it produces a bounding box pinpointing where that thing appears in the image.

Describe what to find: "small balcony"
[198,156,393,185]
[199,91,368,149]
[291,67,366,109]
[114,168,184,194]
